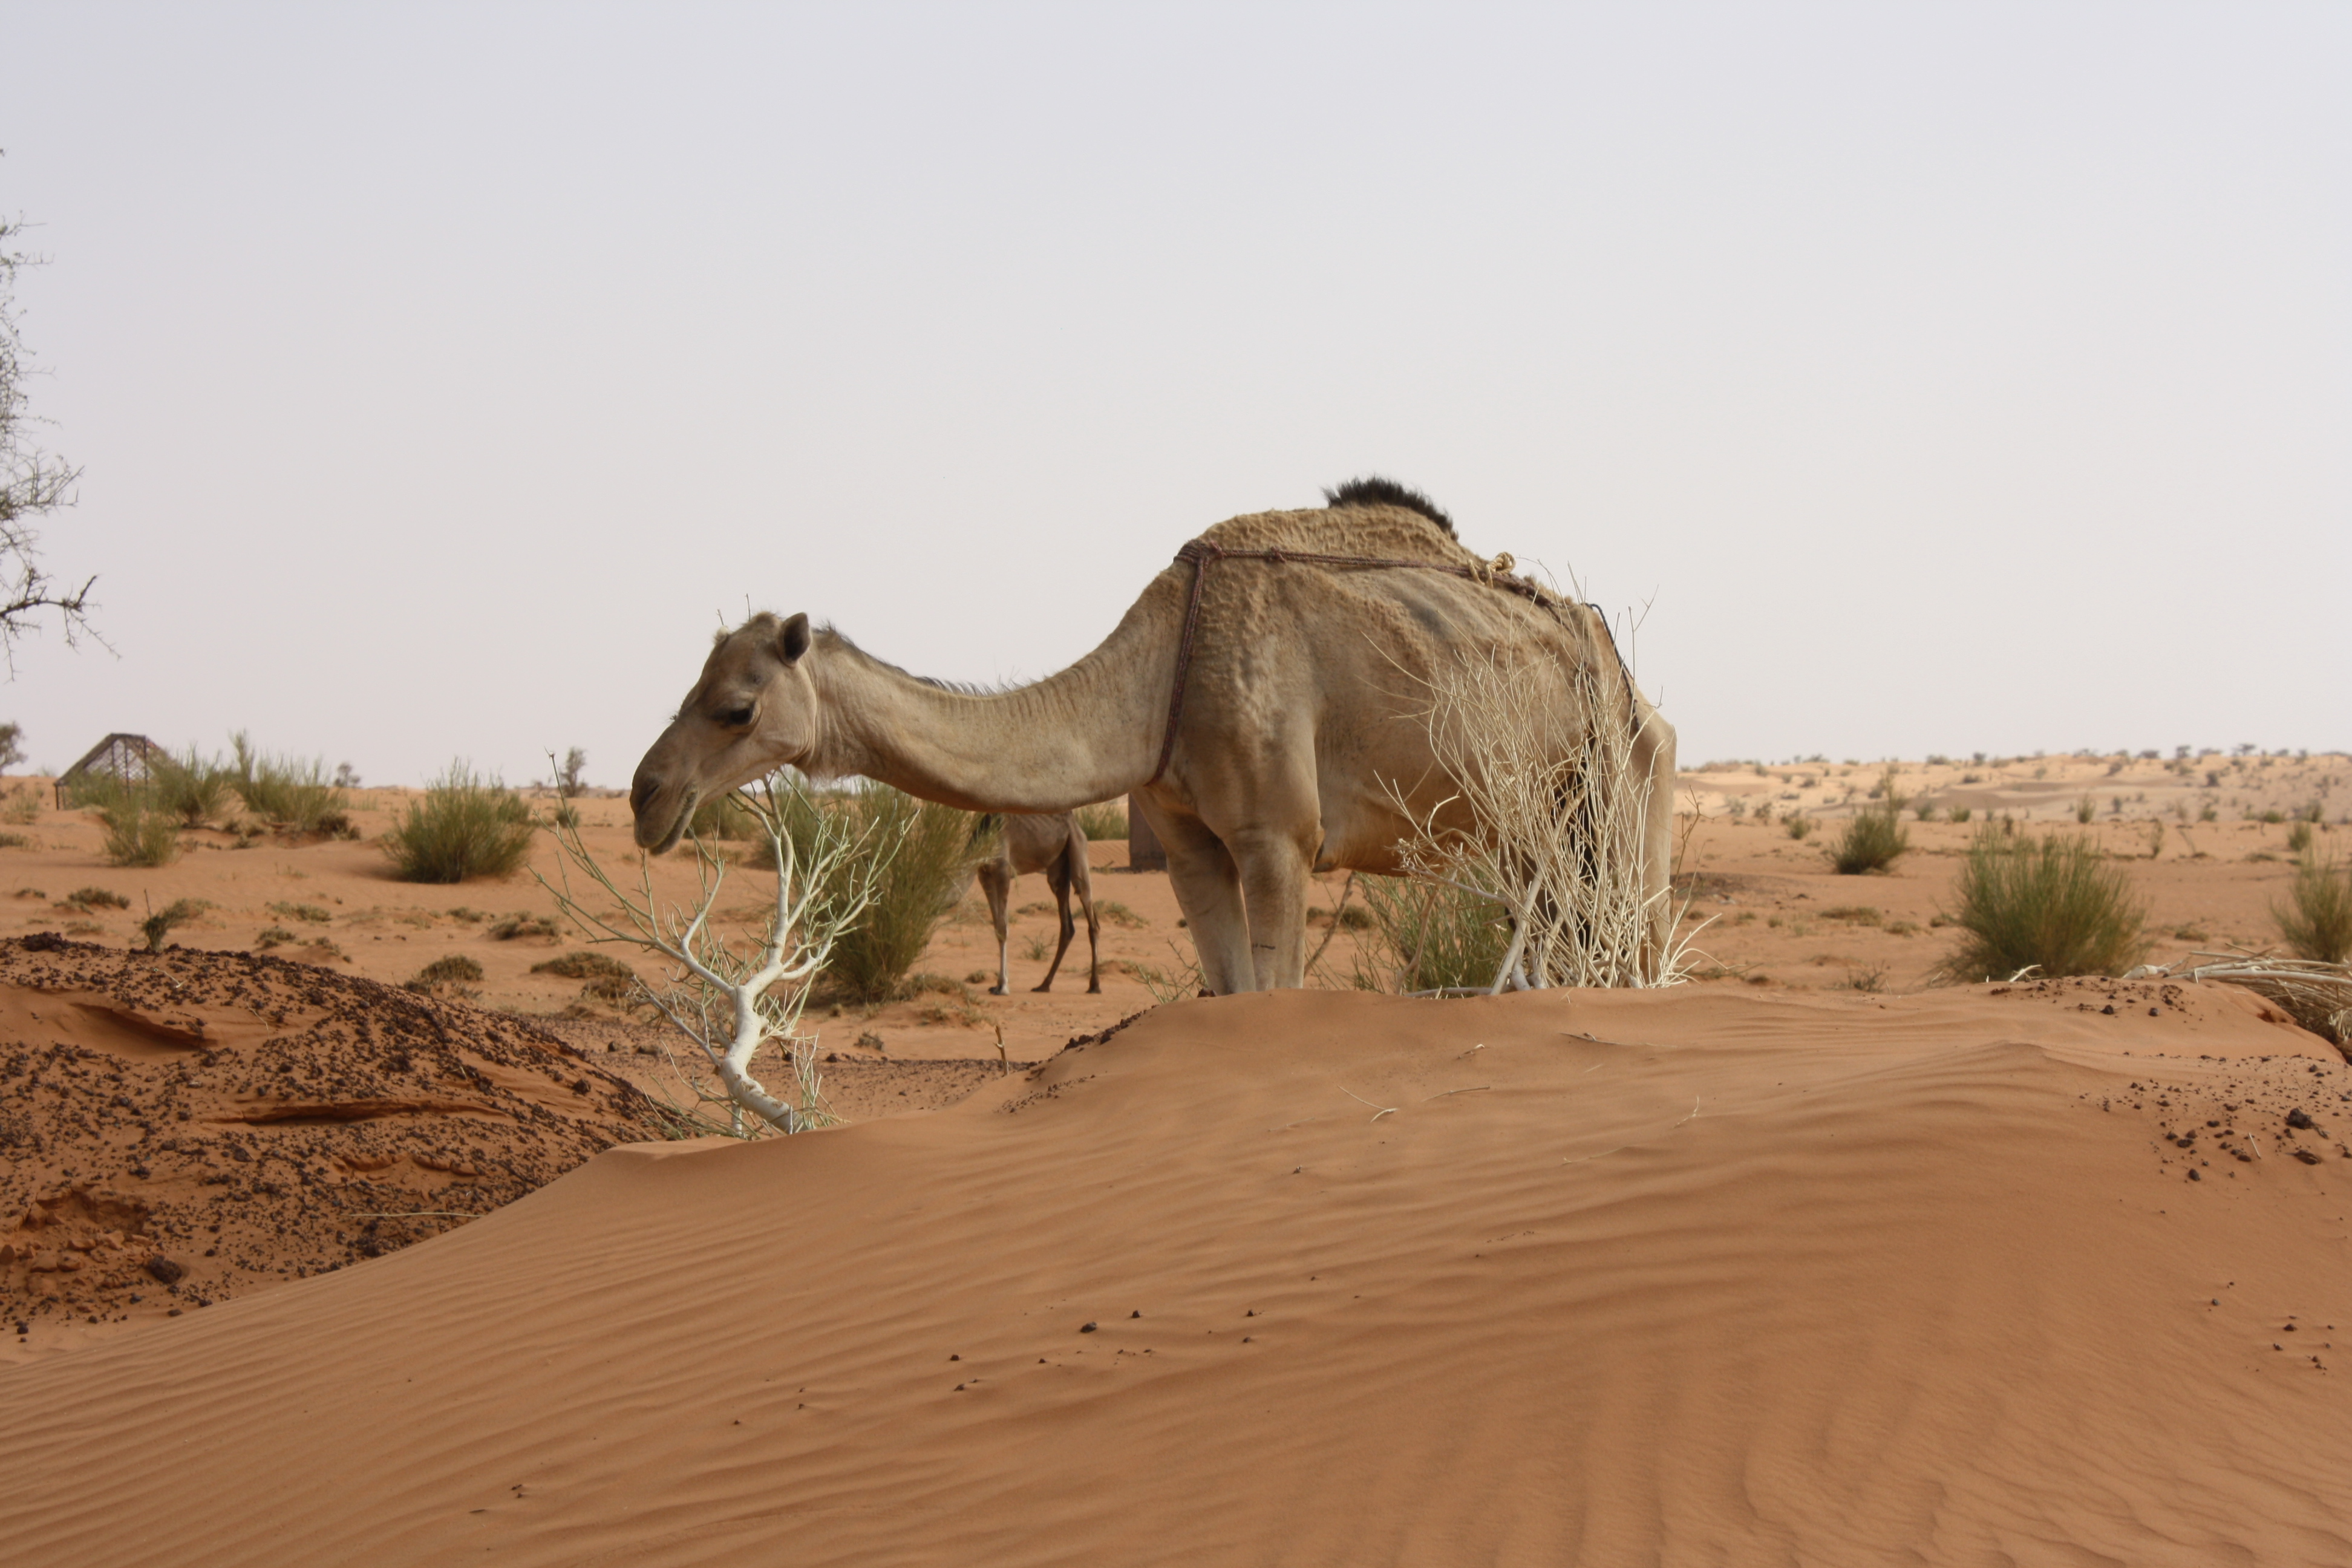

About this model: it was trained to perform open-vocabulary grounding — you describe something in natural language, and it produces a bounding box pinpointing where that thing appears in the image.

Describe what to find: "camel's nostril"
[630,776,658,814]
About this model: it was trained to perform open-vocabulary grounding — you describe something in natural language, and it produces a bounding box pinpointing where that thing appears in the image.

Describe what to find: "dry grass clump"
[1936,826,2150,982]
[1381,646,1684,991]
[489,913,560,940]
[1784,813,1815,841]
[383,762,537,883]
[1074,800,1126,842]
[2274,850,2352,964]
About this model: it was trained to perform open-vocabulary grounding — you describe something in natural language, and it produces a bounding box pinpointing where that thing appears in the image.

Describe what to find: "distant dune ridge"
[1,984,2346,1566]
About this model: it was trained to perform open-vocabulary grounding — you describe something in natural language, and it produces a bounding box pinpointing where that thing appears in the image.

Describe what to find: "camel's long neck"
[800,582,1180,813]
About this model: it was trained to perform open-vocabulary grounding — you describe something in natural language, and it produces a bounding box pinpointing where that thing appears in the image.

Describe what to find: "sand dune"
[1,983,2345,1566]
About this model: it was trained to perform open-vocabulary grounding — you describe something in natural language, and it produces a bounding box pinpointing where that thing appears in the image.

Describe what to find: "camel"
[631,477,1677,995]
[973,811,1100,995]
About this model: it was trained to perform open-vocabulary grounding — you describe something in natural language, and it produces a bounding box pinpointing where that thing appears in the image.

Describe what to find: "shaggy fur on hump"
[1321,475,1454,537]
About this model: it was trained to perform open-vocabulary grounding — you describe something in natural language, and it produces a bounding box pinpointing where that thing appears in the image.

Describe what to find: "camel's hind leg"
[1142,798,1250,995]
[976,859,1013,996]
[1068,822,1102,994]
[1036,818,1101,994]
[1034,846,1077,993]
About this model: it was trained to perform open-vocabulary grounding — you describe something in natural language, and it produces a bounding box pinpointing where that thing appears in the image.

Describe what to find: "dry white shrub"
[541,776,895,1135]
[1384,647,1699,992]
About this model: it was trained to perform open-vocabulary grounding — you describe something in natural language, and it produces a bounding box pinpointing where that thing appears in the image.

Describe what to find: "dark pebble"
[2286,1108,2315,1129]
[2188,1169,2201,1181]
[2101,1004,2115,1015]
[949,1353,960,1361]
[1079,1322,1097,1333]
[143,1255,186,1285]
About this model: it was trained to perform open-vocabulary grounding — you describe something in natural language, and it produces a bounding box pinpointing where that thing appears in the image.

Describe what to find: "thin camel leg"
[1034,852,1075,993]
[1068,824,1102,993]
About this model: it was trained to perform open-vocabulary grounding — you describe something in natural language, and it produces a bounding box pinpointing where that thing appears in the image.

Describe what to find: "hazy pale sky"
[1,2,2344,788]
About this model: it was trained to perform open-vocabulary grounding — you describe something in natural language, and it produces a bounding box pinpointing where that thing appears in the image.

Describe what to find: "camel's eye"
[718,706,754,728]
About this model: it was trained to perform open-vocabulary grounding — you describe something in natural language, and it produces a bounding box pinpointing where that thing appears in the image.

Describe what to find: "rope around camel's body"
[1144,537,1636,785]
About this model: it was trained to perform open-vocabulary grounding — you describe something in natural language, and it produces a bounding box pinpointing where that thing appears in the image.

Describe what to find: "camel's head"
[630,611,820,853]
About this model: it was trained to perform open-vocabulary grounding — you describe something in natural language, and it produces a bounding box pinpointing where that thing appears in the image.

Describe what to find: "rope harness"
[1145,536,1638,785]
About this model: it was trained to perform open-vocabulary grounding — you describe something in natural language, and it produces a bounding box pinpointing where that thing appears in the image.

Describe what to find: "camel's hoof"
[1030,982,1053,995]
[1086,982,1102,995]
[987,986,1007,997]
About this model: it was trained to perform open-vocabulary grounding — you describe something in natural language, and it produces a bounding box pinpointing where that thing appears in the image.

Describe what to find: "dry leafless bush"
[1382,647,1694,992]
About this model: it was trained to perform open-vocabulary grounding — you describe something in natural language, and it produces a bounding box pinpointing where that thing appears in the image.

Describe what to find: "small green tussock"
[1818,906,1882,926]
[253,926,296,949]
[152,747,234,827]
[0,785,41,826]
[383,762,537,883]
[2074,797,2096,825]
[68,887,131,910]
[531,950,634,981]
[1096,900,1147,928]
[412,955,486,986]
[269,901,333,924]
[227,734,353,835]
[2285,822,2314,855]
[1948,806,1973,823]
[1783,814,1815,841]
[139,898,210,952]
[1350,874,1511,993]
[1828,776,1909,875]
[1936,827,2151,982]
[100,797,181,867]
[488,913,560,941]
[2273,851,2352,964]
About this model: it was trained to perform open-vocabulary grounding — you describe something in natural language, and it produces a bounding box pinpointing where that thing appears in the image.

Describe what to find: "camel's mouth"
[636,790,697,856]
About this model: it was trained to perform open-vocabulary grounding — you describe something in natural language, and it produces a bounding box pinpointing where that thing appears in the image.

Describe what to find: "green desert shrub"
[67,886,131,910]
[807,784,993,1004]
[100,795,180,867]
[413,954,486,985]
[1074,800,1127,841]
[2073,796,2096,825]
[1829,781,1909,875]
[488,913,560,940]
[384,763,537,883]
[152,746,234,827]
[139,898,209,952]
[2273,851,2352,964]
[531,950,634,981]
[1783,813,1815,841]
[229,733,351,835]
[1936,826,2151,982]
[2285,821,2314,855]
[1350,874,1512,993]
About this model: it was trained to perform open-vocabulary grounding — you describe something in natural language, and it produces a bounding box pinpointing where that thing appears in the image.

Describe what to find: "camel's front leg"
[1142,800,1252,995]
[1226,825,1313,990]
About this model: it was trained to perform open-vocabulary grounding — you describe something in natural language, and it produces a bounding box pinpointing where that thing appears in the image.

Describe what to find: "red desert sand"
[1,980,2347,1566]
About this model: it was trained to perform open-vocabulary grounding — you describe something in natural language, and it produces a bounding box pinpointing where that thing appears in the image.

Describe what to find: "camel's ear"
[776,612,812,666]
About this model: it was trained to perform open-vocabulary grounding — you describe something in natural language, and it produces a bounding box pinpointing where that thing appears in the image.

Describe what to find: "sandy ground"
[0,984,2344,1565]
[1,754,2348,1563]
